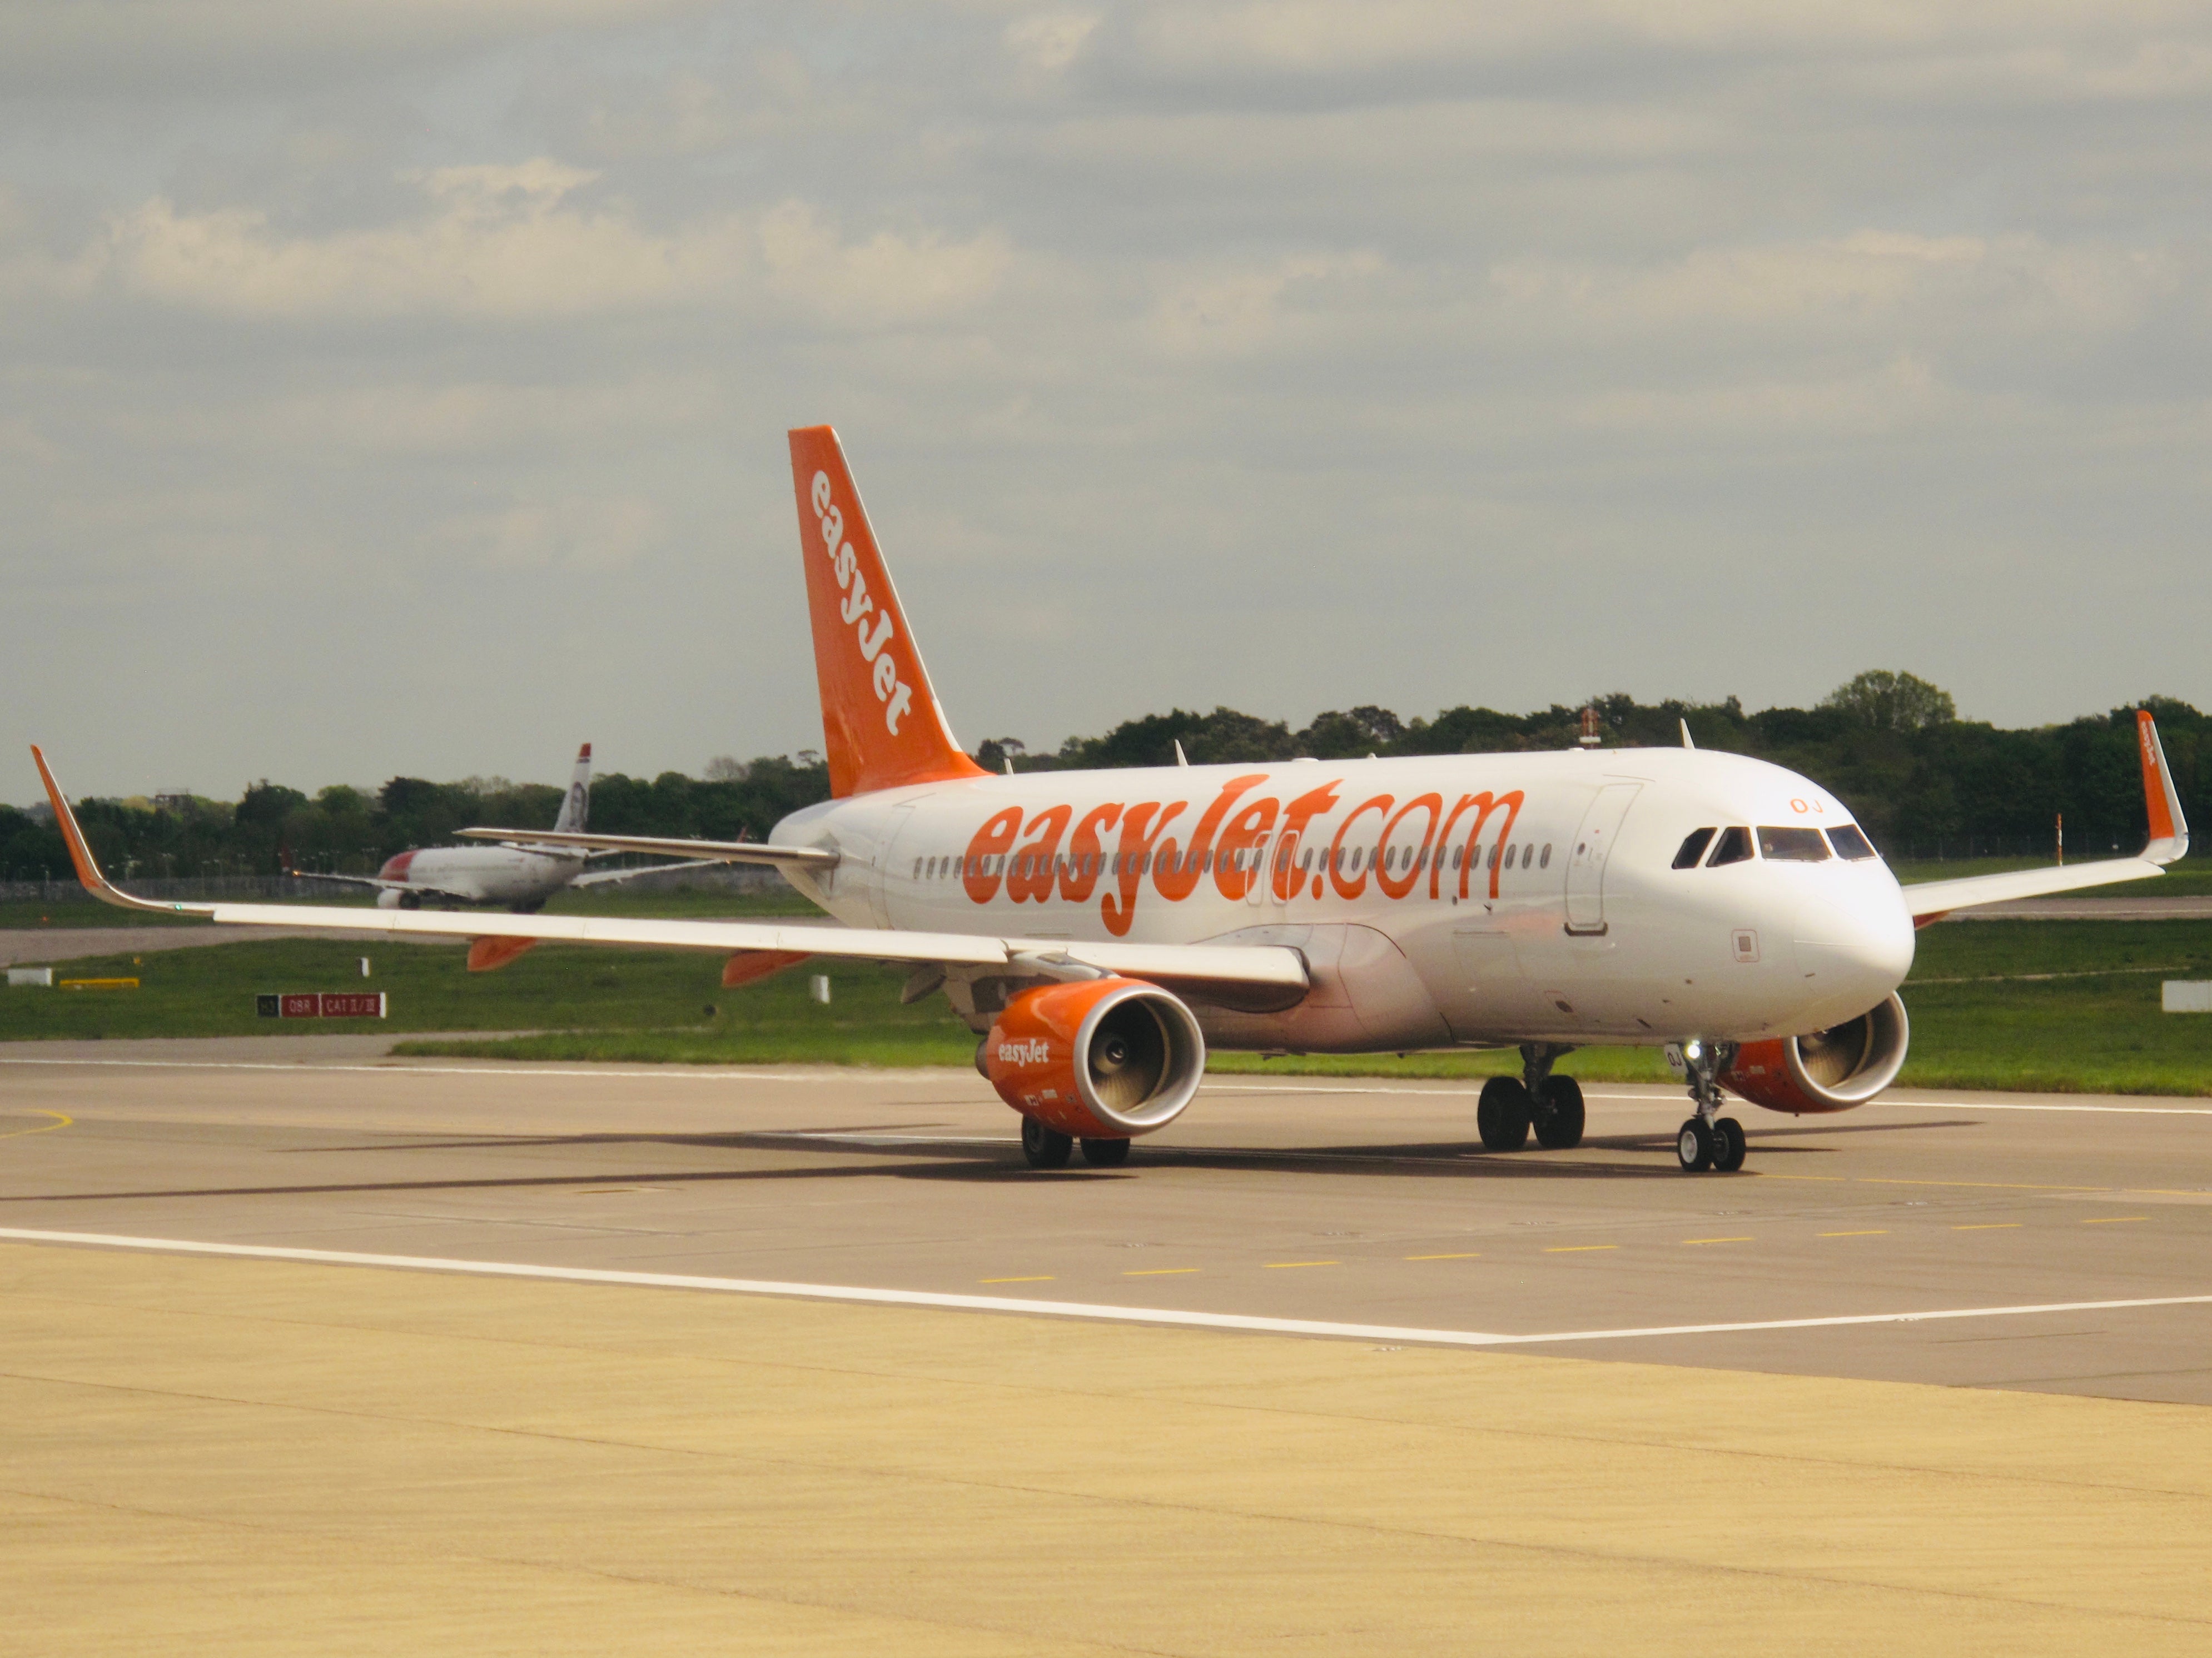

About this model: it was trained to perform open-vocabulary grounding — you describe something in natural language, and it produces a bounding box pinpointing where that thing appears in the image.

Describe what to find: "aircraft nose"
[1793,887,1915,1007]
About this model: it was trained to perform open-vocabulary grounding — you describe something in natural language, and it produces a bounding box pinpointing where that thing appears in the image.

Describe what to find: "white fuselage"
[375,844,588,909]
[772,747,1917,1052]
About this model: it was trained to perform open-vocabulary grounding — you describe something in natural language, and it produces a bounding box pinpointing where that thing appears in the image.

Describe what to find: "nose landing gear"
[1677,1039,1747,1173]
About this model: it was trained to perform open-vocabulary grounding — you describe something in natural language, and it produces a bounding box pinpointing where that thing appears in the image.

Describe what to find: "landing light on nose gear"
[1677,1039,1747,1173]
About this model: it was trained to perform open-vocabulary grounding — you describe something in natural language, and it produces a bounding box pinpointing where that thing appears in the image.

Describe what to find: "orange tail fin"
[789,425,987,798]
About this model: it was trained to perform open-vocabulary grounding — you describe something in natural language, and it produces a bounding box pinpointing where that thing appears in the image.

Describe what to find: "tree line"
[5,672,2200,882]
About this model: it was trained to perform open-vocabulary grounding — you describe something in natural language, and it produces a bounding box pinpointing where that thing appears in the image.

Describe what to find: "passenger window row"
[1672,823,1880,868]
[909,837,1563,885]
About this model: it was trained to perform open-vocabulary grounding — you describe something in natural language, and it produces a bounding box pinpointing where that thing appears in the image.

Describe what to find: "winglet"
[2139,711,2190,864]
[28,747,213,917]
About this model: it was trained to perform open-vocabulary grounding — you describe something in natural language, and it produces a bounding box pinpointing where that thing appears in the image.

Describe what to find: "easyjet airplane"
[33,427,2191,1174]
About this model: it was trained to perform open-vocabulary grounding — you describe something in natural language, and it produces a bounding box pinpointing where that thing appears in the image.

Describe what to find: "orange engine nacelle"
[1722,992,1911,1116]
[982,978,1206,1140]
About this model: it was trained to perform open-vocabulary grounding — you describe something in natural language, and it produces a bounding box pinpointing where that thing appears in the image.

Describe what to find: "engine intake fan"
[982,977,1206,1139]
[1722,992,1910,1116]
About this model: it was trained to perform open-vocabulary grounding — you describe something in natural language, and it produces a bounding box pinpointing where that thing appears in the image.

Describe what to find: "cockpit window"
[1706,826,1753,867]
[1758,826,1831,862]
[1826,824,1878,861]
[1672,828,1716,869]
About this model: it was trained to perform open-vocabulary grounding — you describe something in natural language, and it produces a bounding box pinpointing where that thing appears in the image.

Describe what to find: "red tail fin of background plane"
[789,425,987,799]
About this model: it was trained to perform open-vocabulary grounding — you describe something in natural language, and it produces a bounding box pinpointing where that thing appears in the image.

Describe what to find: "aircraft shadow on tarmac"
[0,1118,1980,1207]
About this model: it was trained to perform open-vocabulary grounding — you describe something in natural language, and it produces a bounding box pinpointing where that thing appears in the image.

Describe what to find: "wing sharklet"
[1900,710,2190,922]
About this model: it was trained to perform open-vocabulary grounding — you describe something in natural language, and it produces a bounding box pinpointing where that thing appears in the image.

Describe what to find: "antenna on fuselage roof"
[1003,754,1014,775]
[1680,719,1695,750]
[1174,740,1189,766]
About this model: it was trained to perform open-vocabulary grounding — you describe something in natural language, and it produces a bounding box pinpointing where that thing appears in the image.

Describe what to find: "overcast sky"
[6,2,2209,799]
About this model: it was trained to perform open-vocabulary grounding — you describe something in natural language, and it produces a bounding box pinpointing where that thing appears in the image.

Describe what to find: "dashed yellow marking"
[1952,1223,2022,1231]
[2081,1216,2148,1225]
[0,1111,71,1141]
[980,1276,1055,1284]
[1681,1237,1753,1246]
[1853,1177,2105,1193]
[1124,1268,1199,1277]
[1544,1245,1618,1254]
[1769,1172,2107,1194]
[1404,1252,1483,1261]
[1820,1230,1888,1238]
[1264,1261,1339,1269]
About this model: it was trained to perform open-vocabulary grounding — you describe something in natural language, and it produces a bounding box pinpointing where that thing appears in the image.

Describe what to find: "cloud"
[1487,232,2187,343]
[56,163,1014,326]
[439,495,665,571]
[1005,12,1100,76]
[0,0,714,94]
[1116,1,2212,78]
[103,161,747,320]
[9,0,2212,795]
[758,201,1013,328]
[1144,250,1385,356]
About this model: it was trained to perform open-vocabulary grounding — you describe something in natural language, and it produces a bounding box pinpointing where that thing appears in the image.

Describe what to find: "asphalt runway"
[6,1042,2210,1652]
[3,1040,2207,1402]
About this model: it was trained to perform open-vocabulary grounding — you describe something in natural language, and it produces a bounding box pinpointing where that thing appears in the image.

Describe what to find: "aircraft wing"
[1898,711,2190,924]
[30,748,1307,997]
[567,858,734,890]
[456,827,837,868]
[283,868,399,894]
[282,868,484,907]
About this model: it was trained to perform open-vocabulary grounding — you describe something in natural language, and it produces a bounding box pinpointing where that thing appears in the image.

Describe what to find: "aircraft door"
[1564,783,1641,936]
[1249,827,1300,909]
[867,804,919,928]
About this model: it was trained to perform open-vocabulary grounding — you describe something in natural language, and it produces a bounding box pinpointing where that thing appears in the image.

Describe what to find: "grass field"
[4,916,2208,1095]
[0,884,822,930]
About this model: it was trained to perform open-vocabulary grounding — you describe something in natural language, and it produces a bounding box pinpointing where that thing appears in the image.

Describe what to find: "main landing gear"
[1475,1045,1585,1153]
[1019,1118,1131,1169]
[1676,1039,1747,1173]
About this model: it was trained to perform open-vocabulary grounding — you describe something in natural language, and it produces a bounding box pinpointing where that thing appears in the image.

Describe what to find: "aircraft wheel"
[1079,1136,1131,1168]
[1676,1118,1714,1173]
[1712,1116,1747,1173]
[1533,1076,1585,1149]
[1477,1076,1533,1152]
[1021,1117,1074,1169]
[397,892,422,911]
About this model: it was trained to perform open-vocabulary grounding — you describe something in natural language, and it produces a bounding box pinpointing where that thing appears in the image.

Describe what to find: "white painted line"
[3,1228,2208,1350]
[0,1057,962,1085]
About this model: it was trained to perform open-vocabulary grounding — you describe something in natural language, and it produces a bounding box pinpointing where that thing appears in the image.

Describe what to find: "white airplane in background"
[289,744,721,914]
[34,426,2190,1174]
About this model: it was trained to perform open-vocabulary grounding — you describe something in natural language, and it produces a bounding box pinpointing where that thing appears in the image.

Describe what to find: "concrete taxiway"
[4,1043,2209,1652]
[4,1042,2208,1400]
